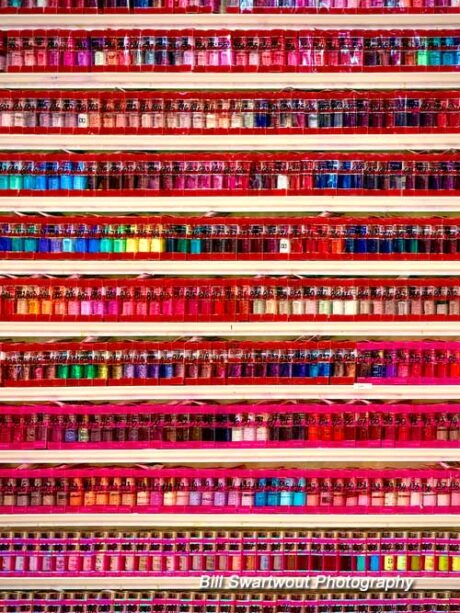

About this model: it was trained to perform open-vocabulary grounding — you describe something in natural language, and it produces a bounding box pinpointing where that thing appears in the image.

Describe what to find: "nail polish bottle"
[241,478,255,508]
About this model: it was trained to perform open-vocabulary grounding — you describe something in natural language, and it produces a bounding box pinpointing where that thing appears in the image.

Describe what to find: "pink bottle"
[451,477,460,507]
[409,478,422,508]
[227,476,242,507]
[307,477,320,507]
[437,477,451,507]
[61,35,75,68]
[149,477,164,507]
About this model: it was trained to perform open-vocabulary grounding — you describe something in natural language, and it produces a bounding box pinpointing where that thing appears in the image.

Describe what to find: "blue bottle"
[339,174,352,190]
[356,555,367,572]
[190,238,201,254]
[24,237,37,253]
[60,174,74,191]
[385,362,397,379]
[428,38,442,66]
[148,363,160,379]
[73,175,88,191]
[160,363,175,379]
[62,238,75,253]
[35,174,48,192]
[367,230,378,254]
[166,237,177,253]
[319,360,332,378]
[392,235,405,254]
[279,362,291,378]
[314,174,324,189]
[380,228,392,254]
[292,362,307,378]
[279,478,294,506]
[48,175,60,191]
[11,237,24,252]
[49,238,62,253]
[266,478,280,506]
[75,237,88,253]
[0,162,9,190]
[23,174,36,191]
[254,479,267,507]
[73,161,87,191]
[370,554,381,572]
[309,361,320,379]
[356,225,368,254]
[442,50,455,66]
[371,363,384,378]
[48,162,60,192]
[88,237,100,254]
[293,478,306,507]
[344,226,355,253]
[0,237,12,251]
[326,173,338,189]
[59,161,73,191]
[38,238,50,253]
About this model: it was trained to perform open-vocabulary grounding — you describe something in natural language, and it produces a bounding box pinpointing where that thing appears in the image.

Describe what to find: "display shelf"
[0,73,457,90]
[2,260,460,275]
[0,134,457,151]
[1,385,460,401]
[0,513,457,528]
[0,577,456,590]
[0,448,458,463]
[4,321,460,337]
[1,14,458,27]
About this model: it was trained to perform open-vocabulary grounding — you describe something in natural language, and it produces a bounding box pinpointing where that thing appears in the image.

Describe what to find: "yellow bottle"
[98,364,109,380]
[410,554,421,572]
[151,224,166,253]
[424,555,435,571]
[28,295,40,315]
[438,555,449,572]
[452,555,460,572]
[396,555,407,571]
[40,297,53,316]
[125,225,139,253]
[384,555,394,571]
[139,236,151,252]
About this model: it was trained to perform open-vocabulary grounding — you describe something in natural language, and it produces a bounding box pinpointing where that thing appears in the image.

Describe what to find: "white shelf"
[2,260,460,275]
[1,385,460,401]
[1,14,458,27]
[0,577,458,590]
[0,448,458,463]
[2,195,459,213]
[0,134,456,151]
[0,72,457,90]
[0,577,456,590]
[4,321,460,337]
[0,513,457,528]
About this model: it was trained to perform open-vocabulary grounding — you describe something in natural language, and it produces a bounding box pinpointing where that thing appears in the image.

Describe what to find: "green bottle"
[57,364,69,379]
[9,174,23,190]
[85,364,97,379]
[177,237,189,253]
[70,363,83,379]
[113,224,127,253]
[11,237,24,252]
[100,236,114,253]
